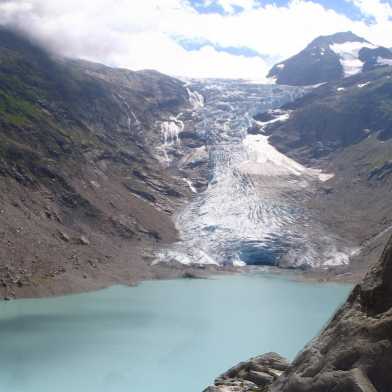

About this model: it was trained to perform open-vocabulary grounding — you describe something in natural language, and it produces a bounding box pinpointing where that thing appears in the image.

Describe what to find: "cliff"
[204,235,392,391]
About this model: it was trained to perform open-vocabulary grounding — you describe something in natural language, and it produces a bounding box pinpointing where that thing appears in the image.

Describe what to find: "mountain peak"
[308,31,367,48]
[268,32,392,86]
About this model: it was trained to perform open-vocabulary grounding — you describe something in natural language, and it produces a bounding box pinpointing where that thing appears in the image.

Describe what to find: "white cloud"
[114,32,269,79]
[347,0,392,22]
[0,0,392,79]
[216,0,259,13]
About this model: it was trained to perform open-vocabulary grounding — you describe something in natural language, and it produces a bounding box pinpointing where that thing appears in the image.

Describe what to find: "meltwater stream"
[0,274,352,392]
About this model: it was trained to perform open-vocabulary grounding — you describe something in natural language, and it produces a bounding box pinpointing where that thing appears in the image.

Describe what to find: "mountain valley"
[1,29,392,299]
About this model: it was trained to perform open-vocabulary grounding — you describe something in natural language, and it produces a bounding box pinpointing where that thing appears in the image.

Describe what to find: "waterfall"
[161,117,184,146]
[186,87,204,110]
[116,94,141,132]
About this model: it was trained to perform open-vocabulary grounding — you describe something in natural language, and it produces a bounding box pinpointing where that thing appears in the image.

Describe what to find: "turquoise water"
[0,273,351,392]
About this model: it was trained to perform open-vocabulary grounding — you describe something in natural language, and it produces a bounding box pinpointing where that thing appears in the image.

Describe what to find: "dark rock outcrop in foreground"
[204,353,290,392]
[205,236,392,391]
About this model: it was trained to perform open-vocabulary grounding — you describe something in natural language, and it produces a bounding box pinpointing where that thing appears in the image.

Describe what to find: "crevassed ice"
[157,80,350,269]
[154,248,218,266]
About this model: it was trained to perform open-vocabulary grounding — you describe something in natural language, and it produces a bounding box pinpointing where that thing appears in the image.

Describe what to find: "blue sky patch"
[175,36,273,60]
[188,0,381,22]
[190,0,227,14]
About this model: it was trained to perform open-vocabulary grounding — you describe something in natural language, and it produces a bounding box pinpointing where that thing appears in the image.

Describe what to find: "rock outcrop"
[204,353,290,392]
[270,235,392,391]
[204,235,392,392]
[265,65,392,275]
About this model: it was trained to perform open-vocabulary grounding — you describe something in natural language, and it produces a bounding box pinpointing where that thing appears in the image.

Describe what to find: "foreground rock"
[203,353,290,391]
[205,236,392,392]
[270,235,392,392]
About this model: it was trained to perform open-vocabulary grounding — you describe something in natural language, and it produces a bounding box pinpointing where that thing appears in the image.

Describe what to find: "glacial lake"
[0,273,352,392]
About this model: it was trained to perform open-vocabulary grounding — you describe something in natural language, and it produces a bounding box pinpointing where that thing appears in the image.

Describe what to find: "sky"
[0,0,392,80]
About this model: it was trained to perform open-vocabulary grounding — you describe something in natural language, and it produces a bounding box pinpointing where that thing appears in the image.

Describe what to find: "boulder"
[58,231,70,242]
[79,236,90,246]
[204,353,289,391]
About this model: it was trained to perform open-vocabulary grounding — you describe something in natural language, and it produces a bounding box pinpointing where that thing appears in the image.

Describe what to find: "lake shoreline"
[1,260,356,301]
[0,272,352,392]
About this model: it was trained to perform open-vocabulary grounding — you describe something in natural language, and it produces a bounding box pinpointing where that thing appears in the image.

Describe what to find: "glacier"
[156,79,352,269]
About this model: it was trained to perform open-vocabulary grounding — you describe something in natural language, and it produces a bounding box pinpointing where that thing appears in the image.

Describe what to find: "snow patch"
[377,56,392,66]
[310,82,327,88]
[277,63,285,69]
[241,134,335,182]
[316,172,335,182]
[358,82,370,88]
[330,42,376,77]
[183,178,197,193]
[241,134,308,177]
[337,87,345,92]
[255,110,291,133]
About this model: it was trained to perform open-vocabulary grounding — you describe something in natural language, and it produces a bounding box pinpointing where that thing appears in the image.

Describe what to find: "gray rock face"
[269,235,392,392]
[0,28,194,298]
[204,236,392,392]
[206,238,392,392]
[203,353,290,391]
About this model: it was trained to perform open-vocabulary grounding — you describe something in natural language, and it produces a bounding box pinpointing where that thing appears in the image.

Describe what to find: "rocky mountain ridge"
[262,65,392,276]
[268,32,392,86]
[1,27,392,298]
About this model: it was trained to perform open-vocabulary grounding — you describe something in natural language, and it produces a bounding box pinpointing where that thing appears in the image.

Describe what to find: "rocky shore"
[204,235,392,391]
[204,353,290,392]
